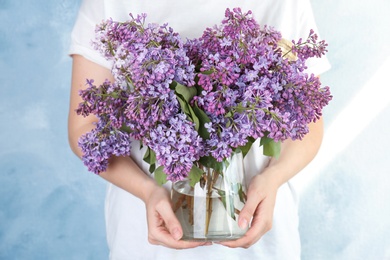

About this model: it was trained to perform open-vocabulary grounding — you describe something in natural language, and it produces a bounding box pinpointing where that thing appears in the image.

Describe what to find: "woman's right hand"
[145,185,210,249]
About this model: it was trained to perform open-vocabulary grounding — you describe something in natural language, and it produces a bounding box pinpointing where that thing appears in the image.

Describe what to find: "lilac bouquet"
[77,8,332,186]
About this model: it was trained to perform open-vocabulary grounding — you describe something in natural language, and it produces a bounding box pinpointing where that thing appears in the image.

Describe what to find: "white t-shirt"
[70,1,330,259]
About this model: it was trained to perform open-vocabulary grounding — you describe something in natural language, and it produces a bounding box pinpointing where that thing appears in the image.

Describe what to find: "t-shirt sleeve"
[69,0,112,69]
[296,0,331,76]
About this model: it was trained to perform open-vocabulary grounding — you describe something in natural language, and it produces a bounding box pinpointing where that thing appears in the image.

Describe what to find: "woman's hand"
[145,185,211,249]
[220,118,324,248]
[218,172,279,248]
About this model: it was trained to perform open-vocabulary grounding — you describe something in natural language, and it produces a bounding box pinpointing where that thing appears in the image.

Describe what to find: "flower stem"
[187,194,194,225]
[204,168,220,236]
[173,193,186,212]
[205,168,212,236]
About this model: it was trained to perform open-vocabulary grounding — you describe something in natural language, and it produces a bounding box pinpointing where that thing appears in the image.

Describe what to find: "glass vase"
[171,150,248,241]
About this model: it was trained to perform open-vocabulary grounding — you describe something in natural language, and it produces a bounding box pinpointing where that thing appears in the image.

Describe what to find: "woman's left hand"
[218,172,279,248]
[220,118,324,248]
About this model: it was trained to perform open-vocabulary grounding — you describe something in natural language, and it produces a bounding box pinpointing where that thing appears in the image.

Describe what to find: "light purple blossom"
[77,8,332,180]
[78,119,131,174]
[144,114,205,182]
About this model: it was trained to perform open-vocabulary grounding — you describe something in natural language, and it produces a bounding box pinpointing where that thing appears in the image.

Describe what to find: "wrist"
[260,165,288,189]
[139,178,160,203]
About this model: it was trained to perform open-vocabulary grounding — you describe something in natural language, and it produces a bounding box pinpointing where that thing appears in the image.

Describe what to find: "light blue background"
[0,1,389,259]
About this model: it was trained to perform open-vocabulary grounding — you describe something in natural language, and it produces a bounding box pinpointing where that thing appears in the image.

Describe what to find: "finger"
[220,197,274,248]
[218,212,263,248]
[218,211,262,248]
[155,201,183,241]
[218,192,263,248]
[148,201,210,249]
[148,226,210,249]
[237,188,263,229]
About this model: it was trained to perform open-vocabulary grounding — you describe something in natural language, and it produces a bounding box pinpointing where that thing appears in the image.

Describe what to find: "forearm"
[100,156,159,203]
[262,117,324,188]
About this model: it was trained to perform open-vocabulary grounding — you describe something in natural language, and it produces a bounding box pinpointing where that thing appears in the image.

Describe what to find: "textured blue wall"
[298,1,390,259]
[0,1,108,259]
[0,1,389,259]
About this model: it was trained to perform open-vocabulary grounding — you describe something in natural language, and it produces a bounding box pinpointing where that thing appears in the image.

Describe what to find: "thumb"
[238,194,259,229]
[157,204,183,241]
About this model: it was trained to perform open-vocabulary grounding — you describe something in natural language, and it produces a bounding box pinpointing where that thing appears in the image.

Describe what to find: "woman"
[68,0,330,259]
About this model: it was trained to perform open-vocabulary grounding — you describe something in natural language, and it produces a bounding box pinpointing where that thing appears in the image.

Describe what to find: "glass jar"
[171,150,248,241]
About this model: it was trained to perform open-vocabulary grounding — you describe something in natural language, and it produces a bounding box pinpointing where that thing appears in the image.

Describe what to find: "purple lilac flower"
[83,12,199,177]
[189,8,283,154]
[190,7,331,153]
[77,8,332,179]
[291,29,328,60]
[76,80,129,129]
[93,13,195,93]
[124,91,179,139]
[78,119,132,174]
[144,114,205,182]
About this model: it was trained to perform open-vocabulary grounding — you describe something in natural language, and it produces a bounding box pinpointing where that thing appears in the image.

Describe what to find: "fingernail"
[239,218,248,229]
[172,228,181,240]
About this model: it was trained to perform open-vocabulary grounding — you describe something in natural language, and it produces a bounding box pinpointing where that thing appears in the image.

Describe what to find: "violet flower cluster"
[77,8,332,183]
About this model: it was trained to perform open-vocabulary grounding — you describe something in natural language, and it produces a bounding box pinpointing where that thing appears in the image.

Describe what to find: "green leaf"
[154,166,168,186]
[143,147,150,162]
[174,80,211,139]
[149,163,156,173]
[198,156,223,172]
[169,80,177,90]
[215,188,235,220]
[188,103,200,131]
[261,137,281,158]
[110,92,119,98]
[188,165,204,187]
[238,184,247,204]
[224,111,233,118]
[119,125,132,133]
[176,94,201,131]
[176,94,191,115]
[238,137,255,157]
[200,69,214,75]
[192,104,211,139]
[260,136,271,146]
[143,147,156,173]
[195,83,203,95]
[225,119,232,128]
[175,82,197,102]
